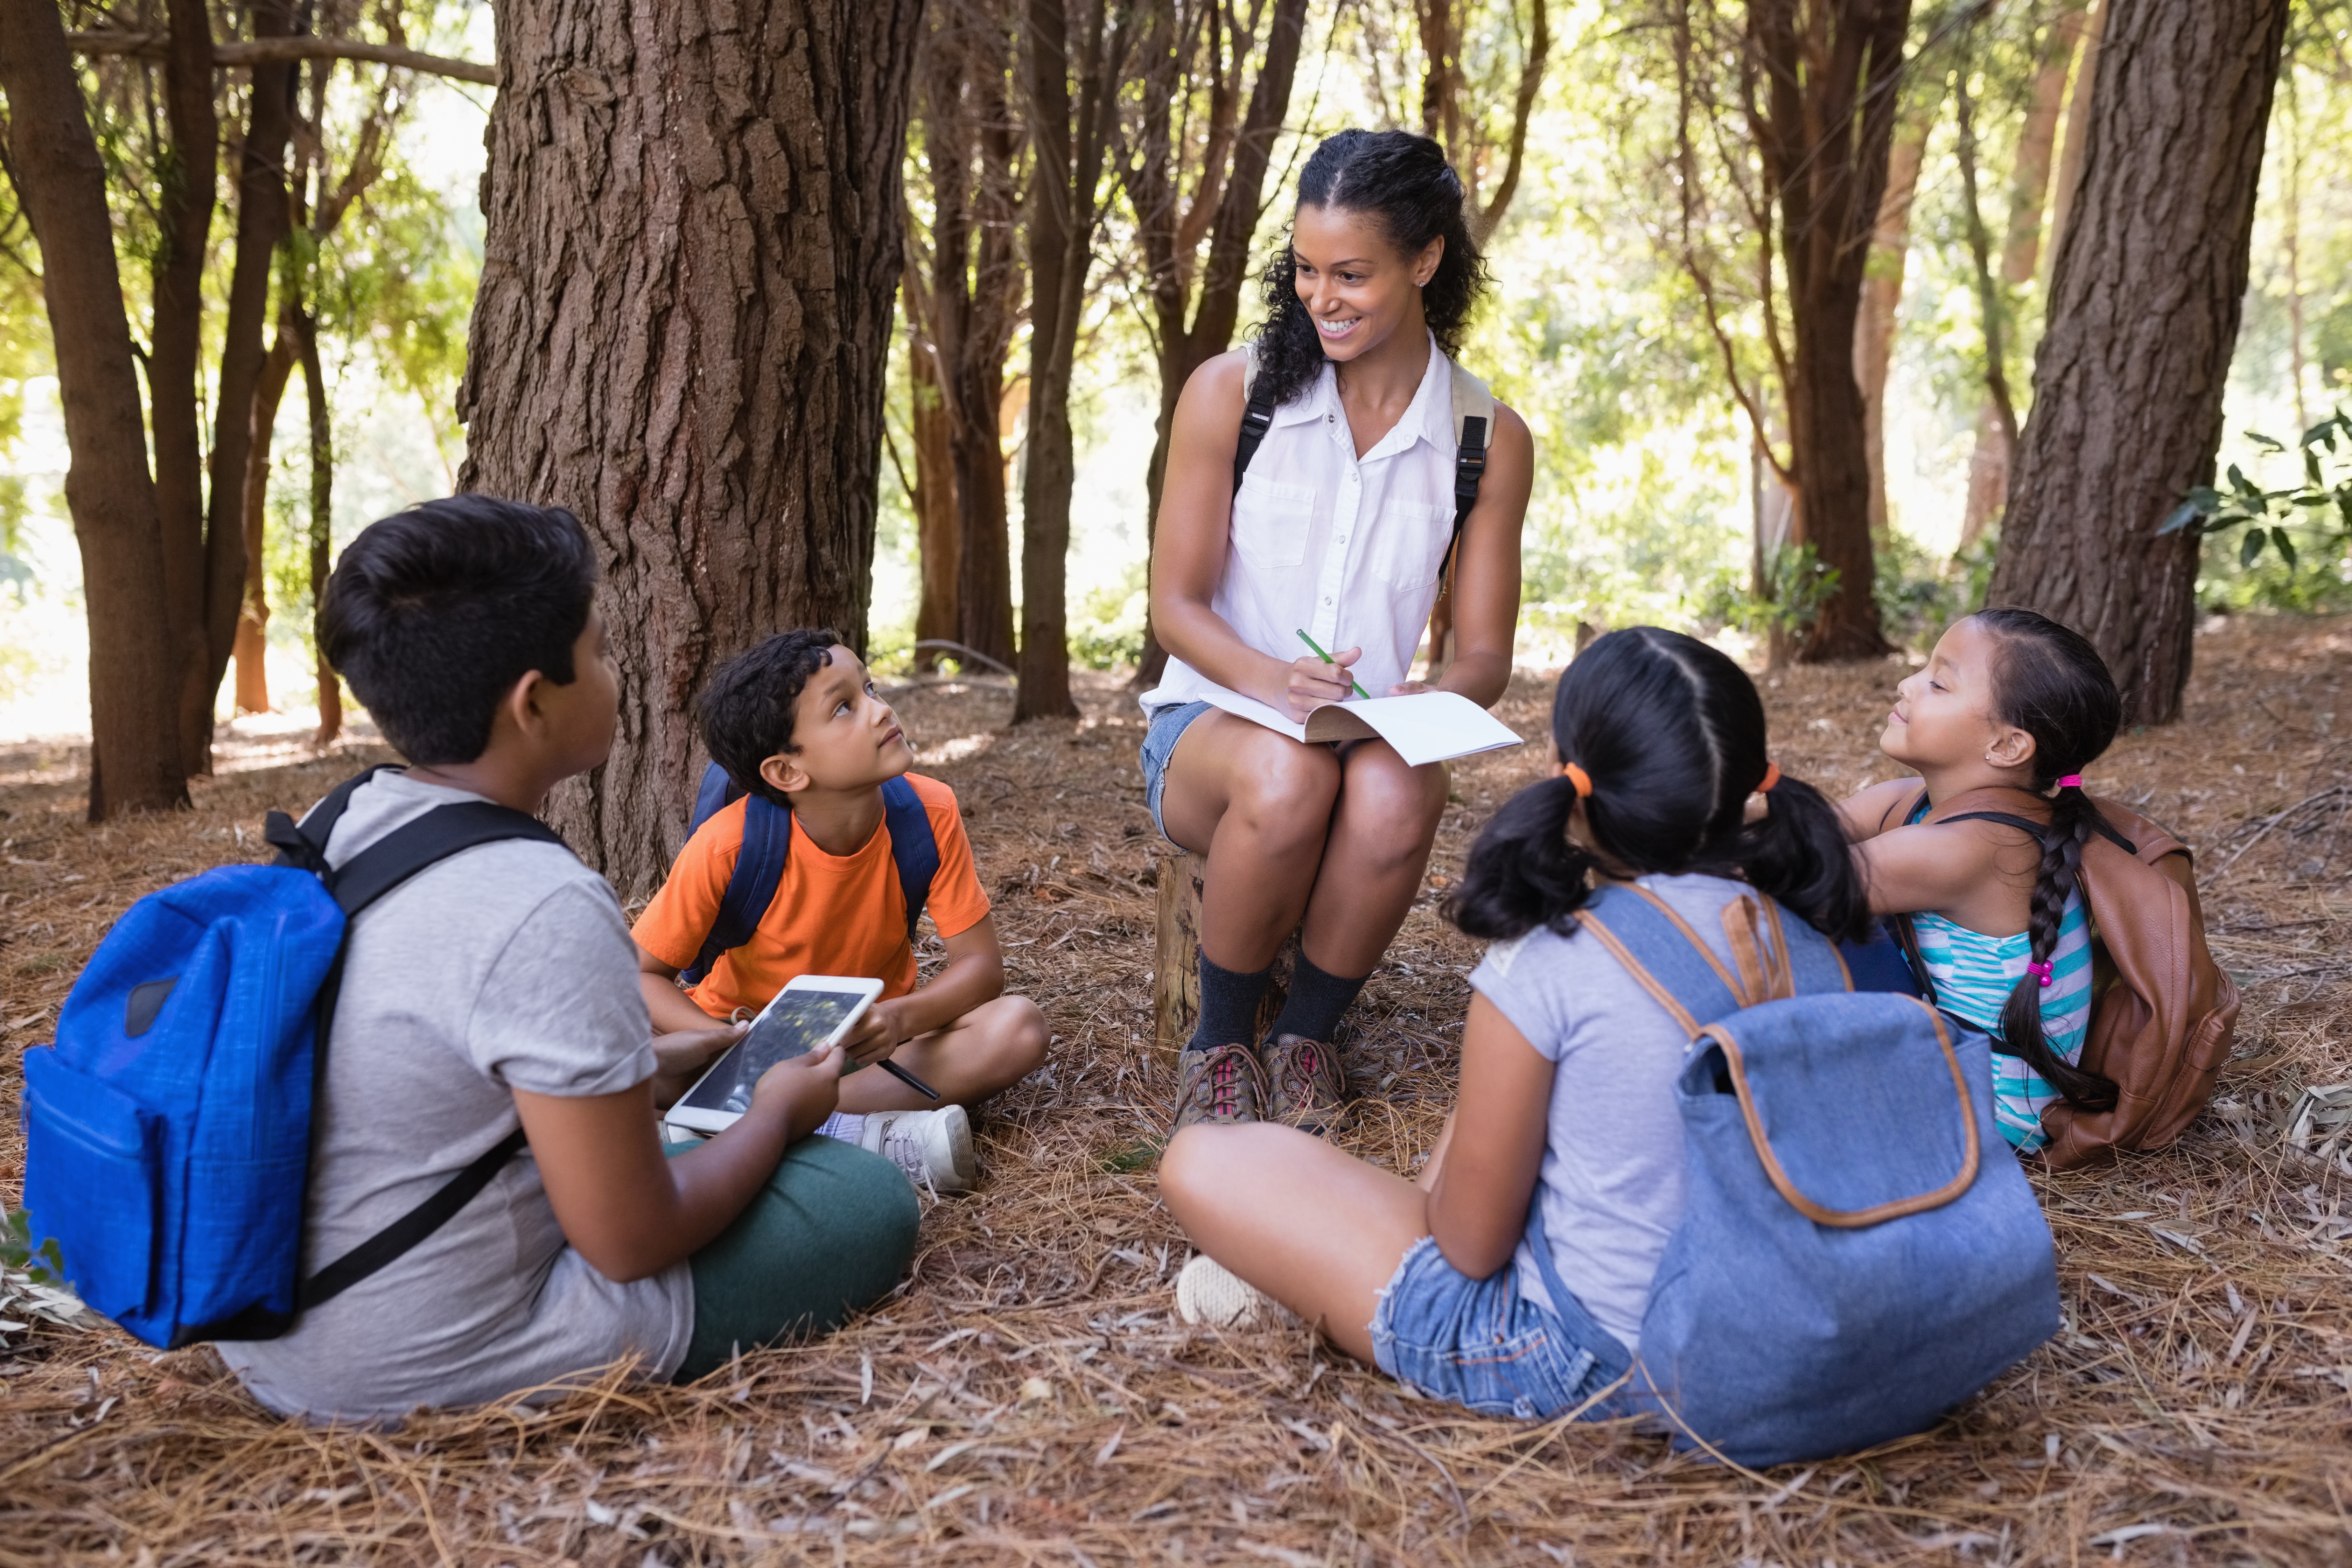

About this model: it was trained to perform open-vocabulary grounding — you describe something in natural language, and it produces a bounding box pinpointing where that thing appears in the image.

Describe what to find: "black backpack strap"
[1441,411,1489,587]
[264,764,402,874]
[1232,385,1278,492]
[1941,808,2137,858]
[296,1128,528,1312]
[684,792,792,983]
[880,776,941,941]
[324,801,568,917]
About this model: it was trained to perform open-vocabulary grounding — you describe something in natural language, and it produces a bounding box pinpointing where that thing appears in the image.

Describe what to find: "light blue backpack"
[1564,883,2060,1466]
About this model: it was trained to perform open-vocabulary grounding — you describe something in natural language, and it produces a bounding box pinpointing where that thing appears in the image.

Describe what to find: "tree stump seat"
[1150,849,1296,1057]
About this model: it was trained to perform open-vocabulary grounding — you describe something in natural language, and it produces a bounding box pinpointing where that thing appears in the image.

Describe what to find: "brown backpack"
[1880,786,2240,1170]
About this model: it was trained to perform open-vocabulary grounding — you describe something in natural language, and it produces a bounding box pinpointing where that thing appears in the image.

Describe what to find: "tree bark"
[204,0,299,738]
[296,316,341,746]
[2042,0,2104,298]
[1855,106,1931,539]
[904,276,960,669]
[1748,0,1911,663]
[1959,4,2085,548]
[1989,0,2290,726]
[233,334,299,714]
[1013,0,1120,722]
[0,0,187,816]
[1126,0,1310,686]
[460,0,922,895]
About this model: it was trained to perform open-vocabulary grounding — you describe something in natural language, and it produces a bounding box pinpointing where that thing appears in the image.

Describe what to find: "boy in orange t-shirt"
[635,631,1047,1190]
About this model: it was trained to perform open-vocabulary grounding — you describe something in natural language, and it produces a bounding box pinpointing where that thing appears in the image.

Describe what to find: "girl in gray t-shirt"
[1158,627,1872,1421]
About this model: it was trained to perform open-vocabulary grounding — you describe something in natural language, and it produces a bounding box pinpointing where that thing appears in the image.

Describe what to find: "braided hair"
[1445,628,1870,945]
[1972,607,2123,1111]
[1247,130,1490,411]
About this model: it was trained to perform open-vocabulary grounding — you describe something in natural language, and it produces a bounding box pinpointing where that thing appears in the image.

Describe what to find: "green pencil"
[1296,628,1372,699]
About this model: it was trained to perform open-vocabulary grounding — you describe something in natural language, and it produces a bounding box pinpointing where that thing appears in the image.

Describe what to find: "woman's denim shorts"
[1138,699,1214,840]
[1369,1235,1631,1421]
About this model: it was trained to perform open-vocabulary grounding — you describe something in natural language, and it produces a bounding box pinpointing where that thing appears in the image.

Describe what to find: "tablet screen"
[677,989,866,1117]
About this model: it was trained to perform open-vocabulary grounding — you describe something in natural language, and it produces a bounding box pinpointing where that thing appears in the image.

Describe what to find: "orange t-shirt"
[632,774,992,1018]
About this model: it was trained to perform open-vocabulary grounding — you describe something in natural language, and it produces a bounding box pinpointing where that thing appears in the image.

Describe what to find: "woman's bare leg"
[1159,712,1343,971]
[1160,1121,1430,1364]
[1296,742,1449,976]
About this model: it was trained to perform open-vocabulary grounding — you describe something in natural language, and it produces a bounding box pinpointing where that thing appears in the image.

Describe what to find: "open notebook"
[1196,688,1523,768]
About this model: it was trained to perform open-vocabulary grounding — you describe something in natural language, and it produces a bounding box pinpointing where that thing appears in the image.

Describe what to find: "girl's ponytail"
[1996,781,2119,1110]
[1446,775,1598,940]
[1733,772,1874,945]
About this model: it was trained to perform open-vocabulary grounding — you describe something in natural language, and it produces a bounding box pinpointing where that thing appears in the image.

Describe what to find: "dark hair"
[1248,129,1489,410]
[696,629,842,806]
[1969,606,2123,1112]
[317,495,598,765]
[1447,628,1869,947]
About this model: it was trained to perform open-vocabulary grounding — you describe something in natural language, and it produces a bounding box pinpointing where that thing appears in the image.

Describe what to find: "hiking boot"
[1264,1033,1349,1134]
[1174,1253,1297,1330]
[861,1104,977,1194]
[1173,1043,1267,1132]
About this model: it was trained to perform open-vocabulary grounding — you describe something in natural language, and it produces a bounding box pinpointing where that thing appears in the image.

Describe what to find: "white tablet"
[665,974,884,1134]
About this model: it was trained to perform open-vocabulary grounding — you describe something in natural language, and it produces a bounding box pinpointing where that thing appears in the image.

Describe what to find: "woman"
[1141,129,1532,1132]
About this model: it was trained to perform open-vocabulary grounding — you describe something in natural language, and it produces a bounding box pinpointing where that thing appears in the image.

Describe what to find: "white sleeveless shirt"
[1142,335,1465,715]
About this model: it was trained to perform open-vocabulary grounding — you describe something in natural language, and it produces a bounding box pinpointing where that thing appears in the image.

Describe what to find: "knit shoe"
[1173,1043,1267,1132]
[1264,1033,1349,1134]
[861,1104,976,1194]
[1174,1253,1297,1329]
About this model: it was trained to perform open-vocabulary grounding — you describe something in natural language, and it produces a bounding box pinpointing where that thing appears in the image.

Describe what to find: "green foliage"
[2166,412,2352,612]
[1070,562,1149,671]
[1876,528,1996,651]
[1694,543,1839,643]
[2,1207,66,1288]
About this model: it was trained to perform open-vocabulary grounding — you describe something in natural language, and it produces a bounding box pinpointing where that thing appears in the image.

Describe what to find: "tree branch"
[66,30,496,87]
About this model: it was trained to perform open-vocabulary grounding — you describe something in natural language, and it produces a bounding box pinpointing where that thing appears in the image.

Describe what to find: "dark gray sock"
[1266,952,1370,1045]
[1186,952,1272,1052]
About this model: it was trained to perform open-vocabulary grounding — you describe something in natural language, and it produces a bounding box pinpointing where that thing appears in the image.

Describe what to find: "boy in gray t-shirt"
[219,497,917,1422]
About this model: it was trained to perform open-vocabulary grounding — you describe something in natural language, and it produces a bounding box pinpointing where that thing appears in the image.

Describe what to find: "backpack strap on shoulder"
[1940,807,2137,858]
[1440,362,1494,589]
[1232,351,1278,493]
[1575,884,1746,1038]
[266,764,404,873]
[684,780,792,986]
[880,776,941,943]
[326,803,568,918]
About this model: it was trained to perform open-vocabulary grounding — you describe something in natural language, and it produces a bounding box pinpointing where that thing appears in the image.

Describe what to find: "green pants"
[664,1135,920,1382]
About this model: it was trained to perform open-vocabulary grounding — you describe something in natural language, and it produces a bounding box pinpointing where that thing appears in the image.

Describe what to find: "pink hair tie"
[2054,774,2083,789]
[2026,960,2053,988]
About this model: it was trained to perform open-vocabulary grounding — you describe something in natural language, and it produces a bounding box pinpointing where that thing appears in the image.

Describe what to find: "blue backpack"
[1544,884,2059,1466]
[18,768,562,1348]
[678,763,940,984]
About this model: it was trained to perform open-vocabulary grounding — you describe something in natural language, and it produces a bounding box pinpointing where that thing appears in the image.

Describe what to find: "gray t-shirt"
[1468,873,1758,1350]
[218,772,693,1420]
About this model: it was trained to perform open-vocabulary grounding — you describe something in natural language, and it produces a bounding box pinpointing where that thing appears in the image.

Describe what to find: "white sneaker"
[861,1104,977,1194]
[1174,1253,1296,1329]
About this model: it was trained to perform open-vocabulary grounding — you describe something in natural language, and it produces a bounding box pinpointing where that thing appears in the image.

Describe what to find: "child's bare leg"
[1297,743,1448,977]
[834,994,1049,1114]
[1159,713,1343,971]
[1159,1121,1430,1364]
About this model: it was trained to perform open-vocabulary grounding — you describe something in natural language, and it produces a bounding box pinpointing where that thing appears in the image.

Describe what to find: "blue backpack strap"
[687,760,738,839]
[1573,884,1746,1037]
[881,776,941,941]
[684,785,791,986]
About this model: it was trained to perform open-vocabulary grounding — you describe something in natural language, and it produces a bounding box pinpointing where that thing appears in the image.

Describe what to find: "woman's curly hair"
[1247,129,1489,410]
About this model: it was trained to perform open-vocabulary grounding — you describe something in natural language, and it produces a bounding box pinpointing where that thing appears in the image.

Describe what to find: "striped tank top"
[1905,800,2092,1153]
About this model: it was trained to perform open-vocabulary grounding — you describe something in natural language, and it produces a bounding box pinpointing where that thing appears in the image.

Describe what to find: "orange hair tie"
[1561,761,1594,799]
[1757,761,1782,793]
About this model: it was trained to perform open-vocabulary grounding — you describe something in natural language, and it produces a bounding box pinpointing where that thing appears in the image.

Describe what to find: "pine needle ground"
[2,614,2347,1566]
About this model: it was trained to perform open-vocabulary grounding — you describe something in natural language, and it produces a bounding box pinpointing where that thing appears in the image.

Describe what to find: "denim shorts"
[1368,1234,1633,1421]
[1139,699,1214,840]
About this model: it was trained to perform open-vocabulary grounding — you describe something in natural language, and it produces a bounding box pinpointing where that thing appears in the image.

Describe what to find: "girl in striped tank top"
[1839,608,2123,1154]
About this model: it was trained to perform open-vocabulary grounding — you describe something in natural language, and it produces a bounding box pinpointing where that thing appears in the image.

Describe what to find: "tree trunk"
[1126,0,1310,686]
[906,290,960,670]
[2042,0,2105,298]
[1750,0,1910,663]
[0,0,187,817]
[297,316,341,746]
[1989,0,2290,726]
[203,0,299,737]
[149,0,222,770]
[233,335,298,714]
[1855,109,1931,539]
[460,0,922,895]
[1014,0,1118,723]
[1959,4,2085,549]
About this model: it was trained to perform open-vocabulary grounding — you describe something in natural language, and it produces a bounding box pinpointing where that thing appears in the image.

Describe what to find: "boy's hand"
[648,1021,747,1109]
[840,999,906,1069]
[750,1039,845,1141]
